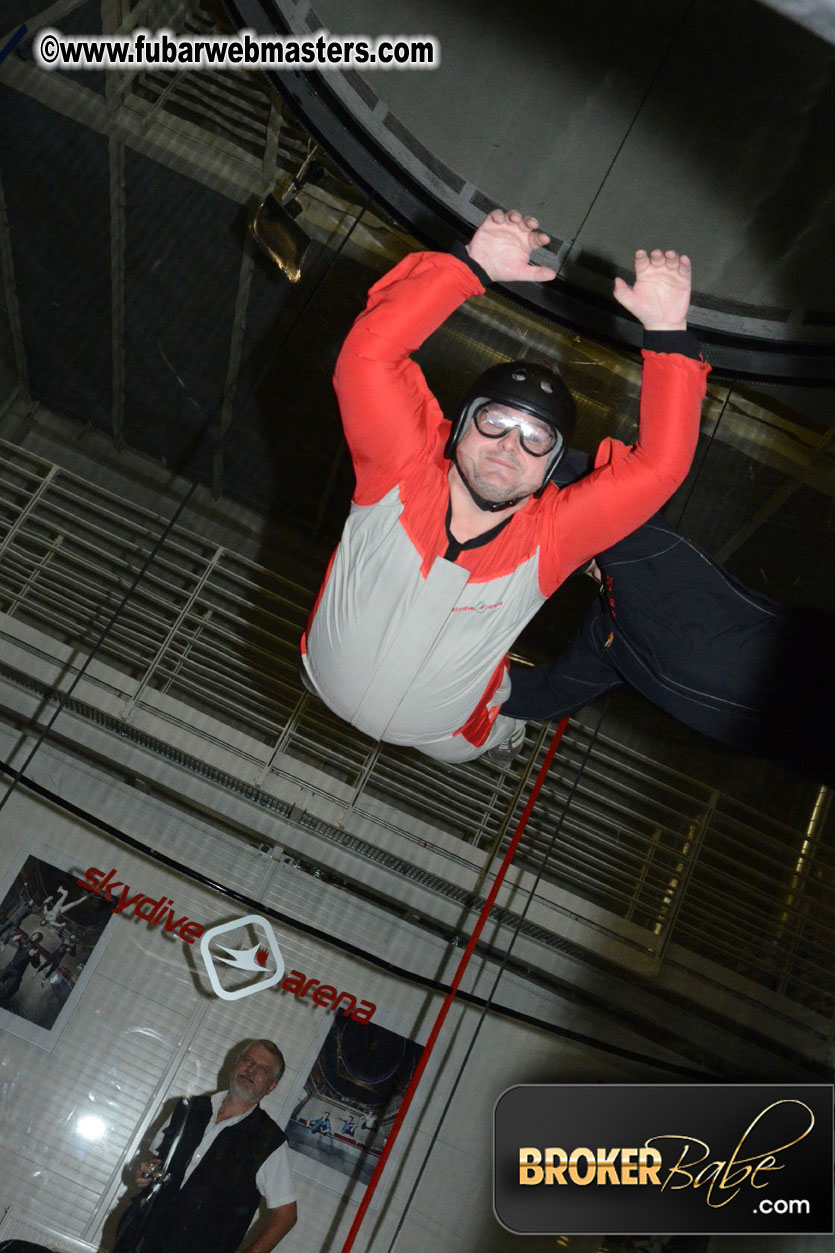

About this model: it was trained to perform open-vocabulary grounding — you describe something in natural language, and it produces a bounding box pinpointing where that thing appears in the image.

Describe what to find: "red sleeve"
[538,350,710,595]
[333,252,485,505]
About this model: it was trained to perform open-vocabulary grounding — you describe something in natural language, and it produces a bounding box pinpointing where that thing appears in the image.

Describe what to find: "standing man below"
[118,1040,296,1253]
[301,208,710,762]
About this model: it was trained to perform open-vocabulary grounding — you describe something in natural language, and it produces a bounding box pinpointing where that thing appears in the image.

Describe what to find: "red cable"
[340,718,569,1252]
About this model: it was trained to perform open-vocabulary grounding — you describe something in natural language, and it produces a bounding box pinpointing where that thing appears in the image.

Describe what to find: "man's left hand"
[613,249,691,330]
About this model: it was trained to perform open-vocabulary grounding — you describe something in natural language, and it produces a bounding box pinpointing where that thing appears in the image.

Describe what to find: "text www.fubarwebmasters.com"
[33,27,440,71]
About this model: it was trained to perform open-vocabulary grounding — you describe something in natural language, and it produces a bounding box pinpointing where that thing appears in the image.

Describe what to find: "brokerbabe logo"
[494,1084,834,1236]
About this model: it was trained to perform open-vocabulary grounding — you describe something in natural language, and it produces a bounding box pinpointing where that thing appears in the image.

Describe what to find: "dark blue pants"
[503,600,834,786]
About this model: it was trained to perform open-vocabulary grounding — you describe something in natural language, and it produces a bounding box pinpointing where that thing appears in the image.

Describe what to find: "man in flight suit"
[301,209,710,762]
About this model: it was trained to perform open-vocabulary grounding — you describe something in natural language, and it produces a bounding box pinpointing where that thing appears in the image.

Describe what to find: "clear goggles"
[472,404,560,457]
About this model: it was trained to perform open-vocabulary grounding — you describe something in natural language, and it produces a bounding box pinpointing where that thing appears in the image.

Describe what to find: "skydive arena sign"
[494,1084,834,1236]
[199,913,376,1020]
[76,868,376,1020]
[76,865,205,942]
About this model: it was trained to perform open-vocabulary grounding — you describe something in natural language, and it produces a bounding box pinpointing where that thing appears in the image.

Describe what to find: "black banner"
[494,1084,834,1235]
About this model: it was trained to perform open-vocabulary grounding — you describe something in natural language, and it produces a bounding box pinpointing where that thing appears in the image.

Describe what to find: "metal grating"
[122,0,354,200]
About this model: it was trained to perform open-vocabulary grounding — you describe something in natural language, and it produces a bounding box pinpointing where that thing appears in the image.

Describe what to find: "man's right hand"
[466,209,557,284]
[135,1157,162,1188]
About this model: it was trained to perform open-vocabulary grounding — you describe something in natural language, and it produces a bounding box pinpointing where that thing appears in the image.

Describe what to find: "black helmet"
[446,361,576,510]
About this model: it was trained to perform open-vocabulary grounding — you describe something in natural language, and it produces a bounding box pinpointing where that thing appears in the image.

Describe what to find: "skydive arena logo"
[77,866,376,1020]
[494,1084,834,1236]
[200,915,285,1000]
[200,914,376,1020]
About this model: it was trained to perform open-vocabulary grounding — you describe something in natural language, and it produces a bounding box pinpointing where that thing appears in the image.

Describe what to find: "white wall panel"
[0,1143,101,1238]
[0,1208,98,1250]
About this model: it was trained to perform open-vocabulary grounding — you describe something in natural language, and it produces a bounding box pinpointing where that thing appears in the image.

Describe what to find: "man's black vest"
[147,1095,286,1253]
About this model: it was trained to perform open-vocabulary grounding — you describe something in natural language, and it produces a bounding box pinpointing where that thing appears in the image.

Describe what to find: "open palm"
[614,249,691,330]
[466,209,557,284]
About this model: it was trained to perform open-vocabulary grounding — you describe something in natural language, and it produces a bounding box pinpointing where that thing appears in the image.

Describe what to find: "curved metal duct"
[223,0,835,383]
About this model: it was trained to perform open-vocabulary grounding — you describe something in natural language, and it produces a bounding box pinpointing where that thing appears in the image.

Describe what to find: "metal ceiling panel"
[225,0,835,380]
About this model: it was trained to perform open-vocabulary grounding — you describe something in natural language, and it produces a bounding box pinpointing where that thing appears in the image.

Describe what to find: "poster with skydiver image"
[283,1010,422,1200]
[0,848,115,1050]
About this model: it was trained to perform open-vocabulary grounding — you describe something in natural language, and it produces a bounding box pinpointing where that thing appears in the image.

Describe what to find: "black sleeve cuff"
[449,239,492,289]
[642,329,703,360]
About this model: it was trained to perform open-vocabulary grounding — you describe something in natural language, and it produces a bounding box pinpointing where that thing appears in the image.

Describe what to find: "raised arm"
[539,248,709,591]
[334,209,555,505]
[333,254,483,505]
